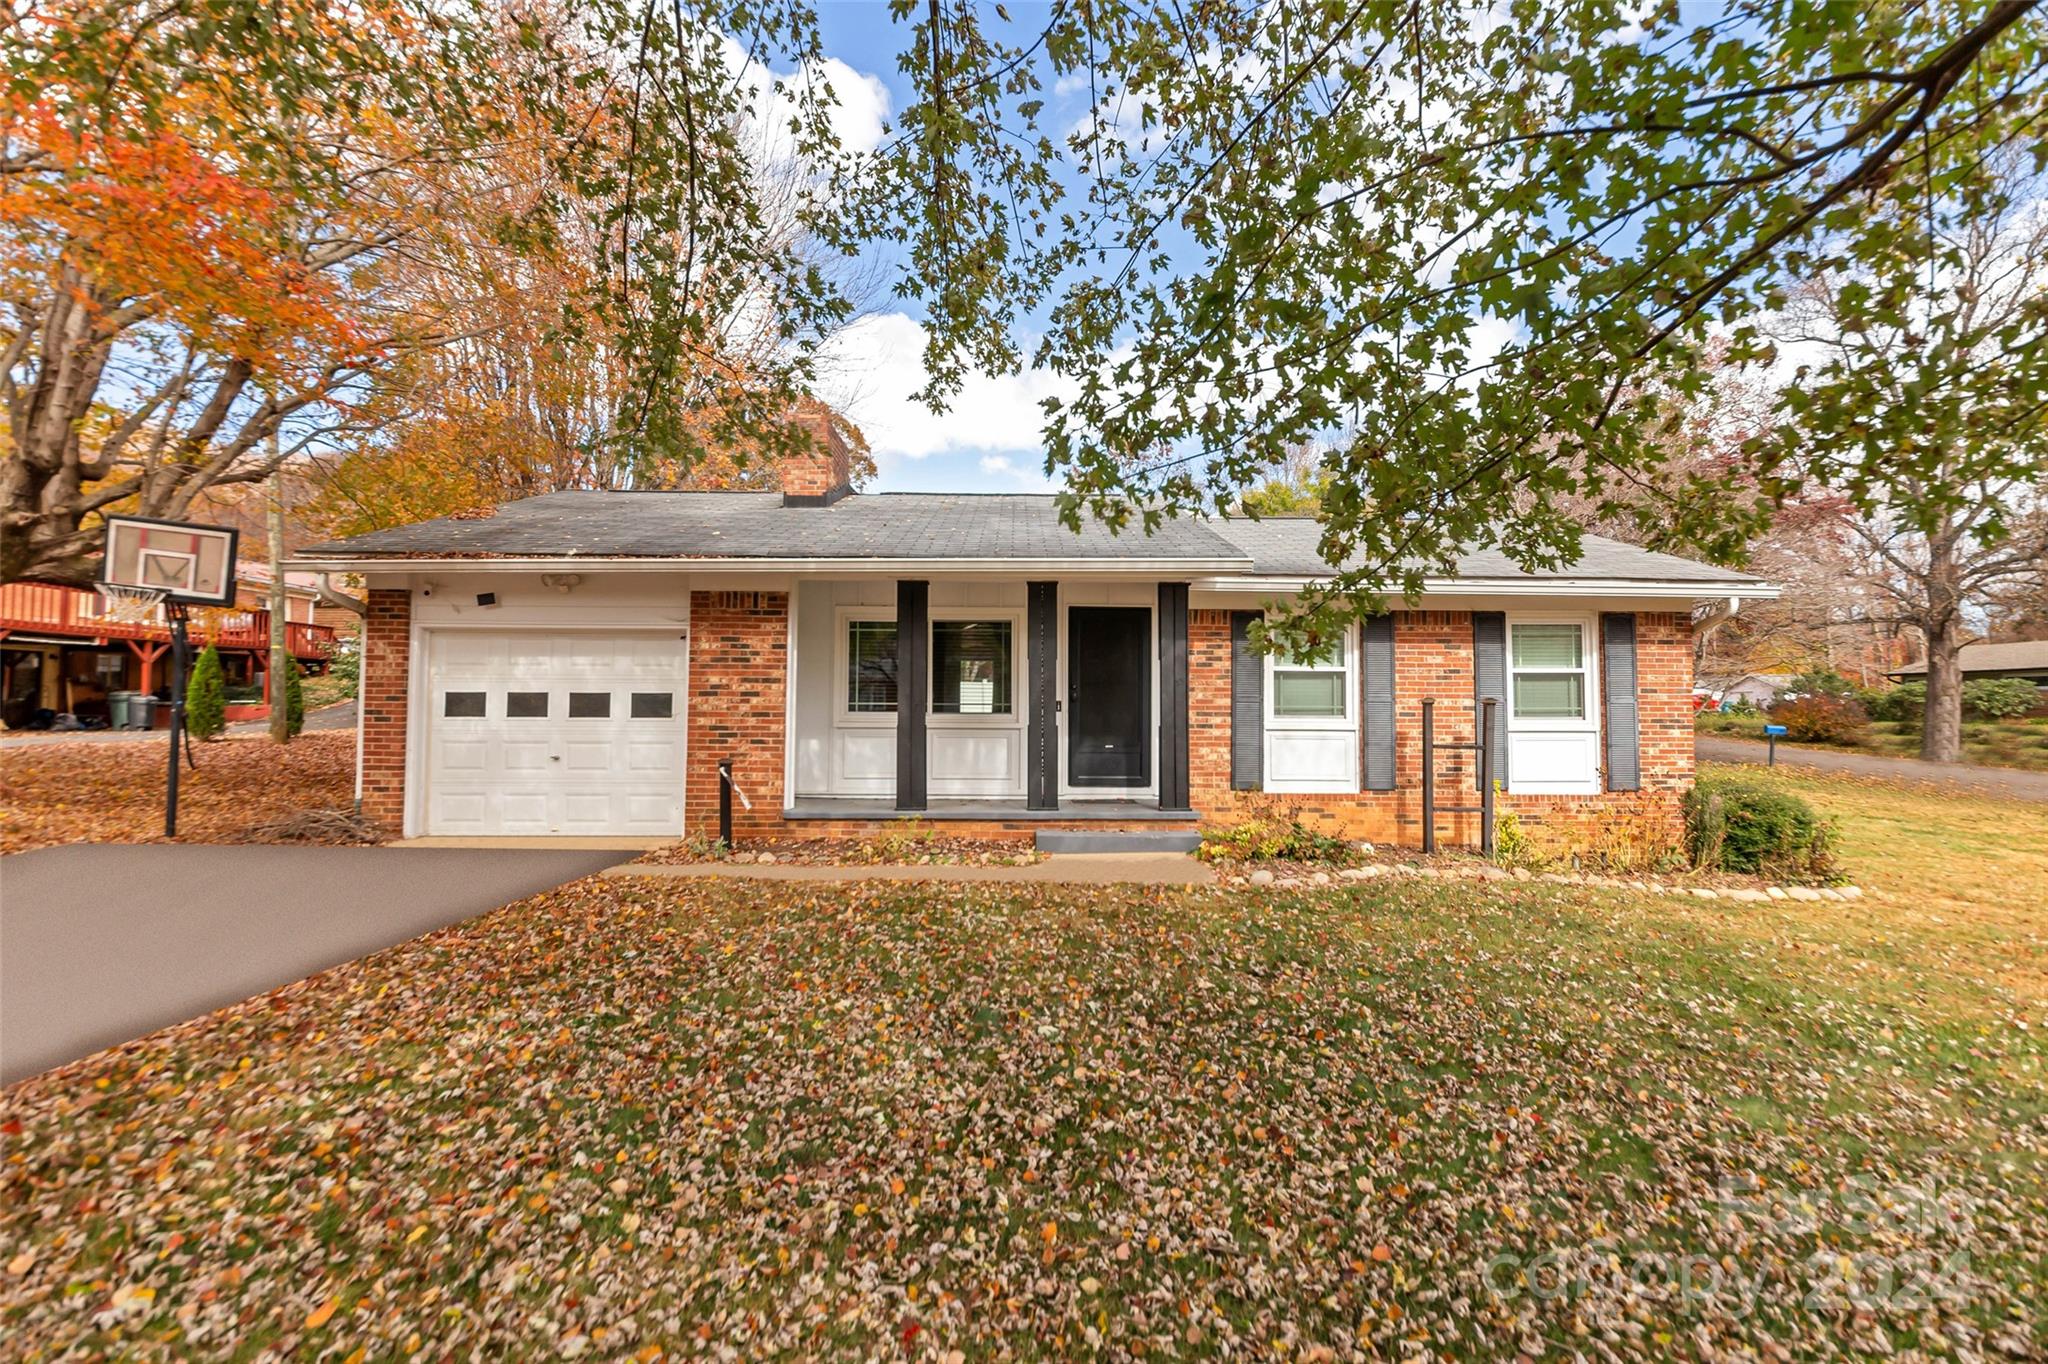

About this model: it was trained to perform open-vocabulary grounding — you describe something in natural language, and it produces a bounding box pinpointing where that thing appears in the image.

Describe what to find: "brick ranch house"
[295,420,1774,850]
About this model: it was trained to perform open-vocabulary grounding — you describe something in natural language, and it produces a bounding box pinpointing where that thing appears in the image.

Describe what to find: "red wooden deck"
[0,581,339,659]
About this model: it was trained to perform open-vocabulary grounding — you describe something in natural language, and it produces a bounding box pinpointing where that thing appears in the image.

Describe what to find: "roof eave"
[1190,574,1779,599]
[287,554,1259,576]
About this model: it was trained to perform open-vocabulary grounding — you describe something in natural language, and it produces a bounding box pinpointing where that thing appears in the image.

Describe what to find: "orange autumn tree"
[303,50,874,539]
[4,0,865,582]
[0,2,486,583]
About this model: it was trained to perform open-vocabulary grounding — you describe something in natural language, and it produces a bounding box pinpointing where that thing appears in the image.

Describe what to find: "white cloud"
[819,312,1068,490]
[719,40,892,164]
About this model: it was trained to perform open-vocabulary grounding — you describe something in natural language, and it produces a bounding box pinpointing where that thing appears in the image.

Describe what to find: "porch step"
[1034,829,1203,855]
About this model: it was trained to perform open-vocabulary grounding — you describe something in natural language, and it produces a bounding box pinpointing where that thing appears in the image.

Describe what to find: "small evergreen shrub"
[1963,677,2040,721]
[1684,777,1838,880]
[1862,682,1925,723]
[284,660,306,737]
[1768,694,1869,744]
[184,643,226,740]
[1785,668,1857,699]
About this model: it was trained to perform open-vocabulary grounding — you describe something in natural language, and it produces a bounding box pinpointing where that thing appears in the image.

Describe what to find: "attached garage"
[421,631,688,836]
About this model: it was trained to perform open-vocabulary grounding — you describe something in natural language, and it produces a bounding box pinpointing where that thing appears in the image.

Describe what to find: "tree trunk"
[1921,614,1965,763]
[1919,530,1967,764]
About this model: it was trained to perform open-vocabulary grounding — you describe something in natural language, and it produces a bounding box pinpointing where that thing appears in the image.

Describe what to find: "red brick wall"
[1189,610,1234,794]
[1189,608,1693,854]
[1632,611,1695,792]
[686,591,789,838]
[359,587,411,834]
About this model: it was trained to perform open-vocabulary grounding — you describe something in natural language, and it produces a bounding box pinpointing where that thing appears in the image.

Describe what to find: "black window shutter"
[1472,612,1509,792]
[1229,611,1263,791]
[1602,613,1641,791]
[1361,615,1396,790]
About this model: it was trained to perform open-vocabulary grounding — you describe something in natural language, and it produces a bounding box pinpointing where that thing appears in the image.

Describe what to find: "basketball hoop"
[95,580,169,625]
[96,513,240,838]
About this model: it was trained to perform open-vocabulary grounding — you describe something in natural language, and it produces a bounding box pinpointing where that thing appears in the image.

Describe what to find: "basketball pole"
[166,602,191,837]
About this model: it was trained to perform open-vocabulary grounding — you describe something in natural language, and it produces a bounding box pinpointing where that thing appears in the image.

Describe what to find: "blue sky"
[799,4,1092,495]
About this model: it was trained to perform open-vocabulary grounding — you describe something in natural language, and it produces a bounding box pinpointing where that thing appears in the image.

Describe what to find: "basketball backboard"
[100,515,240,606]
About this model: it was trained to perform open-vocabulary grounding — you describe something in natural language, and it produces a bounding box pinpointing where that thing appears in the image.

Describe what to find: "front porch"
[781,796,1198,823]
[787,577,1193,817]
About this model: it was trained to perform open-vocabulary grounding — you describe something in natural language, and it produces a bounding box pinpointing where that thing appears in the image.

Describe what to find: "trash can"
[129,696,159,730]
[106,690,136,729]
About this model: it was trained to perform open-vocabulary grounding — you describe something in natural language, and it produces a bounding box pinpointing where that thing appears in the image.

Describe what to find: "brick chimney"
[780,400,854,506]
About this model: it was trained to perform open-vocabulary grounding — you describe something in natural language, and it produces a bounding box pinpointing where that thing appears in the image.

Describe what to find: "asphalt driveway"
[0,846,622,1085]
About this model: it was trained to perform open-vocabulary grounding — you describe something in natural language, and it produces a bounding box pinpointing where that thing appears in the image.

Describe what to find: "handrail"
[1420,697,1498,858]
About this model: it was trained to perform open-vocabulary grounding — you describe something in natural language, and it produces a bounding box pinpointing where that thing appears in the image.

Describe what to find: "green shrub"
[184,643,227,740]
[1719,695,1760,716]
[1683,777,1839,880]
[1768,694,1869,744]
[1863,682,1925,723]
[1962,677,2040,721]
[1491,806,1543,870]
[1786,668,1857,699]
[1197,797,1353,864]
[284,660,306,737]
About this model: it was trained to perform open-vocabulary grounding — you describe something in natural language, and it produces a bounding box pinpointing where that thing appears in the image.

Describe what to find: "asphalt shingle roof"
[300,492,1765,585]
[1891,640,2048,676]
[1218,517,1764,583]
[302,492,1246,563]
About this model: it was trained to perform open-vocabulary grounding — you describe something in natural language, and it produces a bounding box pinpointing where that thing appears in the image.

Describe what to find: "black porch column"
[895,580,928,810]
[1157,581,1191,811]
[1026,581,1058,809]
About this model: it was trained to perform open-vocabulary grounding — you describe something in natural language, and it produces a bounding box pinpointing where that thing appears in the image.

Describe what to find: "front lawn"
[4,791,2043,1358]
[1697,709,2048,772]
[0,730,358,853]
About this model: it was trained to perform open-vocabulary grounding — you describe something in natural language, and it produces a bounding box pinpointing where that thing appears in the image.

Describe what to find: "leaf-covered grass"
[1697,710,2048,772]
[0,730,357,853]
[3,861,2041,1359]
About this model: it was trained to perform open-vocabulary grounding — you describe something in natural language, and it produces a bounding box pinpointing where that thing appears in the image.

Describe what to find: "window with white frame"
[1504,618,1599,795]
[1264,630,1358,793]
[1270,639,1349,719]
[931,619,1014,715]
[844,619,898,714]
[1510,623,1589,720]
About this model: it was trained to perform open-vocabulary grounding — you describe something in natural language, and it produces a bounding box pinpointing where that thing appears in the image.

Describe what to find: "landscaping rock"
[1248,869,1276,886]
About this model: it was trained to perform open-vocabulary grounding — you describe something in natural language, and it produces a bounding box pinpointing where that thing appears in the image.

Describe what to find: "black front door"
[1067,607,1151,788]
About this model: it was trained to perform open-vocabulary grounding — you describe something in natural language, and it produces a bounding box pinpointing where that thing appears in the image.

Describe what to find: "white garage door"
[424,632,688,836]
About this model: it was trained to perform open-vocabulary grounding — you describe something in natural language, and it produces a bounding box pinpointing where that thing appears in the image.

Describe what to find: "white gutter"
[1192,575,1780,599]
[284,558,1776,599]
[287,555,1257,576]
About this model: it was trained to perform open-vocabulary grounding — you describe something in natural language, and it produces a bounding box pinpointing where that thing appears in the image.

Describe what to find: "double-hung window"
[1505,619,1600,794]
[1271,640,1348,719]
[1265,631,1358,792]
[931,619,1013,715]
[1510,623,1588,721]
[844,619,898,715]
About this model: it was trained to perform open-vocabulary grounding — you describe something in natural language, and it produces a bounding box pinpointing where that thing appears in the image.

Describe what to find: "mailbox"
[1763,724,1787,737]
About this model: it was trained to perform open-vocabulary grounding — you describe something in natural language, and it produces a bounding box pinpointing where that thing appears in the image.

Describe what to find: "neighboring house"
[294,419,1775,846]
[1889,640,2048,691]
[1711,673,1794,709]
[1,565,340,730]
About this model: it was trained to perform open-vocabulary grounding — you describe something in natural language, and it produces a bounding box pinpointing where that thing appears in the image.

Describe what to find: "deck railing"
[0,581,338,658]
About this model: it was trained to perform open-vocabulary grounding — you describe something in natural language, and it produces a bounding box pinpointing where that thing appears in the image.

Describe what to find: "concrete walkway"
[608,852,1214,886]
[1698,735,2048,802]
[1,844,619,1085]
